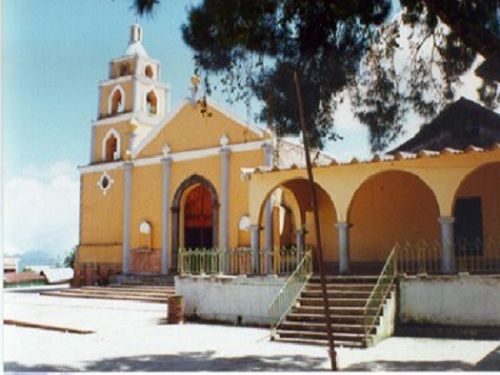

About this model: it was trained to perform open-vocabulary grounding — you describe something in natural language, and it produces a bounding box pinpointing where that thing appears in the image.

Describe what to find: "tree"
[64,247,77,269]
[134,0,499,152]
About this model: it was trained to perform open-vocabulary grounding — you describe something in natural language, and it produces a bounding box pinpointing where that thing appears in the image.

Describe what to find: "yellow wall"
[92,122,134,162]
[138,103,268,158]
[81,170,124,244]
[249,149,500,225]
[99,81,134,116]
[130,164,163,250]
[348,171,440,261]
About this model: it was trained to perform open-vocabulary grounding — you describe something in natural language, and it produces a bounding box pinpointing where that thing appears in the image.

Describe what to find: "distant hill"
[6,250,61,272]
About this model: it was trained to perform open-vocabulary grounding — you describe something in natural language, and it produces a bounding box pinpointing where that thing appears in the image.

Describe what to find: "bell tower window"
[102,129,121,161]
[108,85,126,115]
[119,62,129,77]
[146,90,158,115]
[145,65,154,79]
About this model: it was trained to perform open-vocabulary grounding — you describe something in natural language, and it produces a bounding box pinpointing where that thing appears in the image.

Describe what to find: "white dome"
[123,41,148,57]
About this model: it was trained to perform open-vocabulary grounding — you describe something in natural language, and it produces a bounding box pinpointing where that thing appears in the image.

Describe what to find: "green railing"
[268,250,313,338]
[178,248,223,275]
[397,237,500,274]
[178,246,310,276]
[363,246,397,344]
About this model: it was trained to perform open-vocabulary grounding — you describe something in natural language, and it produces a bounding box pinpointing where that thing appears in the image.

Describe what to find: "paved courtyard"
[3,289,500,372]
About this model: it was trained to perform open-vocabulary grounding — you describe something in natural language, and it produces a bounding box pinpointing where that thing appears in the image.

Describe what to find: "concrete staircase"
[273,275,396,348]
[41,274,175,304]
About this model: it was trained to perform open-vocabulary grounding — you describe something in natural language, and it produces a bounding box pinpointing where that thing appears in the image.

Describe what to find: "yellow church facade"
[75,25,500,285]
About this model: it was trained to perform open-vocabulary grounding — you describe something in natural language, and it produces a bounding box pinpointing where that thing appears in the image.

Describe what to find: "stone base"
[73,263,121,287]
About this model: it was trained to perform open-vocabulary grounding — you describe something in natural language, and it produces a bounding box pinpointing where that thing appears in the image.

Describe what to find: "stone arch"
[171,174,219,269]
[347,170,440,270]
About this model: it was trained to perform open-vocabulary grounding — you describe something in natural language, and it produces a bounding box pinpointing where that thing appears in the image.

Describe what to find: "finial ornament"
[220,134,229,147]
[162,144,171,157]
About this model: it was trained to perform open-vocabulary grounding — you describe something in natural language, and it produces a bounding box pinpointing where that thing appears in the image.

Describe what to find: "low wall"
[399,274,500,326]
[175,275,286,325]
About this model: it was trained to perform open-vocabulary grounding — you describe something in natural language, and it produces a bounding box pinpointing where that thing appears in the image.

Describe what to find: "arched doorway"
[171,175,219,271]
[184,185,214,248]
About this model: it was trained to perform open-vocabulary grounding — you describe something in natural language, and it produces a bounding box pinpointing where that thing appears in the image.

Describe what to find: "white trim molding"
[107,84,126,115]
[92,112,133,127]
[102,128,122,162]
[79,139,268,175]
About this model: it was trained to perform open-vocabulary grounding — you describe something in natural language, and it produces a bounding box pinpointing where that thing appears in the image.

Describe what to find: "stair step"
[280,321,373,334]
[287,313,379,324]
[277,329,365,342]
[305,284,376,291]
[80,287,174,297]
[309,275,379,284]
[40,291,168,303]
[301,290,372,298]
[298,297,380,307]
[293,305,375,315]
[274,336,365,348]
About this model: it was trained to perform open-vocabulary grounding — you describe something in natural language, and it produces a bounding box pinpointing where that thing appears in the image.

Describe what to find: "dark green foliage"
[64,247,77,269]
[133,0,499,152]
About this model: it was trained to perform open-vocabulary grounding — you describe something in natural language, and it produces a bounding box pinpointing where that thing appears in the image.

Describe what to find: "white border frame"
[102,128,122,161]
[107,84,126,115]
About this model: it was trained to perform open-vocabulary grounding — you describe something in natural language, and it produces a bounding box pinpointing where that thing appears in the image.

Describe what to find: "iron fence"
[396,237,500,274]
[177,246,311,276]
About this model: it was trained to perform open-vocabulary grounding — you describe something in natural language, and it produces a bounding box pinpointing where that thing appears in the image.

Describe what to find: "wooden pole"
[293,71,337,371]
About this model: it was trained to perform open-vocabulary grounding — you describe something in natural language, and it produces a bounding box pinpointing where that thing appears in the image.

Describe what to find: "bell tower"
[90,24,171,164]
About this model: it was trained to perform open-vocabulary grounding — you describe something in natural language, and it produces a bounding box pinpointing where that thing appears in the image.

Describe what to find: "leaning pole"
[293,71,338,371]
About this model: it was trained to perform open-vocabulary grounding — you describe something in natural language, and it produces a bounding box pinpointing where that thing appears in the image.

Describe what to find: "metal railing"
[268,250,313,337]
[363,246,397,344]
[397,237,500,274]
[456,237,500,274]
[177,246,311,276]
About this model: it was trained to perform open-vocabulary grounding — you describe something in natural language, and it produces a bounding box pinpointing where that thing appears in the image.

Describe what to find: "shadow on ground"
[5,351,328,372]
[343,345,500,372]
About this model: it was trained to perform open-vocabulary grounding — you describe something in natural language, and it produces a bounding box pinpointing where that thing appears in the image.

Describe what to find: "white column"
[122,161,133,273]
[219,140,231,251]
[250,224,261,274]
[335,222,351,275]
[220,140,231,274]
[161,155,172,275]
[439,216,456,274]
[263,141,274,273]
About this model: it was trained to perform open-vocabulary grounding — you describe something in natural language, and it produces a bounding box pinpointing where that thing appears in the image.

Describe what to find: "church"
[74,24,500,286]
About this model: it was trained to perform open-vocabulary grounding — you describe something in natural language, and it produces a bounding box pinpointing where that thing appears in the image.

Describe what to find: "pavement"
[3,290,500,372]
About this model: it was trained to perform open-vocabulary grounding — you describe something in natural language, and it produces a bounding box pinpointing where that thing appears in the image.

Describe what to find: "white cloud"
[3,161,79,257]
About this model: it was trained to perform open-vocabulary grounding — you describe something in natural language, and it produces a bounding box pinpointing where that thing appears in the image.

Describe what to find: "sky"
[1,0,488,257]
